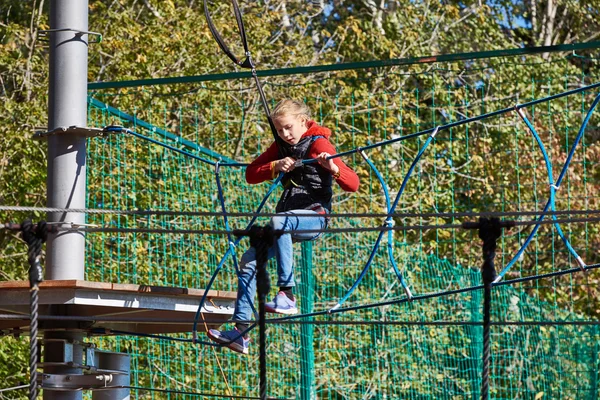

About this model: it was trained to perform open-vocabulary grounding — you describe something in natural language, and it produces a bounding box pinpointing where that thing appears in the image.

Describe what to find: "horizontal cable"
[276,263,600,321]
[3,314,600,327]
[0,384,29,393]
[30,215,600,235]
[317,81,600,163]
[1,204,600,220]
[88,41,600,90]
[127,386,289,400]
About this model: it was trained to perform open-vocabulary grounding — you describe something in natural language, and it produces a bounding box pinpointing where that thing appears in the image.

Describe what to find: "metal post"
[44,1,89,399]
[468,269,483,400]
[250,226,272,400]
[46,0,88,280]
[299,242,315,400]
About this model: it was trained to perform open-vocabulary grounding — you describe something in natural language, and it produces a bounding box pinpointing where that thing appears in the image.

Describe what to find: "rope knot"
[21,219,47,286]
[478,217,502,284]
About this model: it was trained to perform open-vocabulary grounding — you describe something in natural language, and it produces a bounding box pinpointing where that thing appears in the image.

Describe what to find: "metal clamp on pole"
[38,28,102,43]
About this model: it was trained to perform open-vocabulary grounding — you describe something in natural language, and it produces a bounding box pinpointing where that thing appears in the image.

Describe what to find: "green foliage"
[2,1,600,399]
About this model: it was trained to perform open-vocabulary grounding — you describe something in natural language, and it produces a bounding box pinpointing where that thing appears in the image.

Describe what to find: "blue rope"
[496,93,600,281]
[103,126,247,167]
[359,150,412,294]
[329,129,438,311]
[192,173,284,338]
[514,108,584,268]
[191,162,259,342]
[299,81,600,167]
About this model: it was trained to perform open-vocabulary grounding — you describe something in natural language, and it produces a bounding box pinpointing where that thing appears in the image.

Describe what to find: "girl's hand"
[275,157,297,173]
[317,152,339,176]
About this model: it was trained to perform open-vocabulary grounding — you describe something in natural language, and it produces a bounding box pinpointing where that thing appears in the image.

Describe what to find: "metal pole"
[299,242,315,400]
[46,0,88,280]
[44,1,89,399]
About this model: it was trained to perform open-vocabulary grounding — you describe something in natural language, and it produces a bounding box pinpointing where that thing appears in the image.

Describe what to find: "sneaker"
[206,327,250,355]
[265,291,299,315]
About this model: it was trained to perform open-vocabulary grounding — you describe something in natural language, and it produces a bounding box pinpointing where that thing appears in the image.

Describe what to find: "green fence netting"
[85,54,600,399]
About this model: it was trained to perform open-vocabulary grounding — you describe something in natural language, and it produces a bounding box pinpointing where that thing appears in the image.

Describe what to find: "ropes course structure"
[3,4,600,400]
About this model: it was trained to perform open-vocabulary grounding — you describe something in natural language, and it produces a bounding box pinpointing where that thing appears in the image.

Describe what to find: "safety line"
[88,97,238,164]
[7,314,600,327]
[274,263,600,322]
[47,215,600,235]
[359,150,411,297]
[0,384,29,393]
[302,81,600,165]
[2,204,600,219]
[496,92,600,281]
[88,41,600,90]
[128,385,290,399]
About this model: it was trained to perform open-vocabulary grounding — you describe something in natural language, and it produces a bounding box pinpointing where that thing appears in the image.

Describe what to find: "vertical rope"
[249,225,273,400]
[477,217,502,400]
[21,220,47,400]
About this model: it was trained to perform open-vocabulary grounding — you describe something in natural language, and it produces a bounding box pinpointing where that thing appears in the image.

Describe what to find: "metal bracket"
[38,28,102,44]
[33,126,105,141]
[39,373,127,390]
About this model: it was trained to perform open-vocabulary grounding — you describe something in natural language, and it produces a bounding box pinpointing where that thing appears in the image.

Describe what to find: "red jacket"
[246,121,359,193]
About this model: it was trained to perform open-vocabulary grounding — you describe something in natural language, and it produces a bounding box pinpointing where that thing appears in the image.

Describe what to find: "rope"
[191,174,283,340]
[497,91,600,281]
[87,41,600,90]
[7,314,600,328]
[20,220,47,400]
[103,126,246,167]
[275,262,600,322]
[0,384,29,393]
[127,385,290,399]
[249,225,273,400]
[472,218,506,400]
[1,204,600,220]
[192,162,258,343]
[203,0,284,154]
[17,214,598,235]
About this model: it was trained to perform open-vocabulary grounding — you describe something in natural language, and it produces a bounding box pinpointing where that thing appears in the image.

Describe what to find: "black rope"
[249,225,273,400]
[21,220,47,400]
[203,0,285,156]
[465,217,512,400]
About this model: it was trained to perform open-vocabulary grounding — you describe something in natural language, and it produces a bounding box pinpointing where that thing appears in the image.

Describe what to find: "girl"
[207,99,359,354]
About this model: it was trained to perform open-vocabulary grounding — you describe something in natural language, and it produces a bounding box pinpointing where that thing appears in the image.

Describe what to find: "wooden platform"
[0,280,237,336]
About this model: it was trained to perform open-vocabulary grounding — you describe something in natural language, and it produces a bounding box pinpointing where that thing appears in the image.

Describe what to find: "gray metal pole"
[46,0,88,280]
[44,1,88,399]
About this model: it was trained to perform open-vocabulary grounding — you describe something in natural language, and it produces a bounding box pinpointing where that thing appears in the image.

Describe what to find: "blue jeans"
[232,209,328,323]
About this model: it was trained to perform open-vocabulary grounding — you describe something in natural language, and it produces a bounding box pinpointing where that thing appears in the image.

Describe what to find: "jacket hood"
[301,120,332,139]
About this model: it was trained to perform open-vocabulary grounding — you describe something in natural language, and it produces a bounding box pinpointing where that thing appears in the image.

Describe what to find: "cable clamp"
[576,256,586,269]
[229,241,236,248]
[429,126,440,138]
[294,159,304,168]
[384,218,395,227]
[549,183,560,191]
[514,106,526,120]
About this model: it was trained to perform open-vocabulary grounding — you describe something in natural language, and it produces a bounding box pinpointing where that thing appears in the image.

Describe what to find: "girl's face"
[273,114,308,145]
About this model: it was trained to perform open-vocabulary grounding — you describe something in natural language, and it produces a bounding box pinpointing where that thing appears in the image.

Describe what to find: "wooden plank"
[0,280,236,299]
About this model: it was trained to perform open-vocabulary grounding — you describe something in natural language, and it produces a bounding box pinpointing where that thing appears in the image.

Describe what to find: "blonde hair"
[271,99,311,121]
